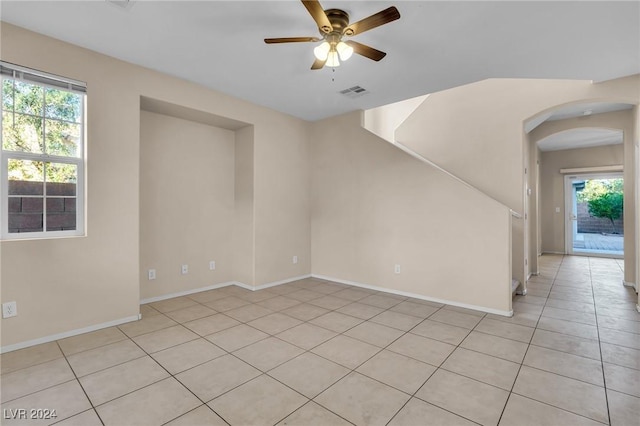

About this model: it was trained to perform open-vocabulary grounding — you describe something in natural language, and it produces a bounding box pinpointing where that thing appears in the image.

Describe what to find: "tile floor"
[1,255,639,425]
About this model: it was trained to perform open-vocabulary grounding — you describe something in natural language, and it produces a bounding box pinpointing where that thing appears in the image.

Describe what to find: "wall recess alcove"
[139,97,253,300]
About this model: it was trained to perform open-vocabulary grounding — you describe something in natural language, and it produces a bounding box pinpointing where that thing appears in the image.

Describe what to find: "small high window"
[1,62,86,239]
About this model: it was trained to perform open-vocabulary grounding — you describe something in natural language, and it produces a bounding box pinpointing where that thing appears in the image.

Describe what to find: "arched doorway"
[524,101,636,293]
[536,127,624,258]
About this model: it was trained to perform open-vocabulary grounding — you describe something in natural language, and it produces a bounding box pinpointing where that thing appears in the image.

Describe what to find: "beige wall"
[234,126,255,286]
[396,76,639,288]
[0,23,311,349]
[527,138,542,269]
[311,112,512,314]
[1,25,142,348]
[380,76,636,212]
[139,111,235,299]
[634,105,640,301]
[362,95,429,144]
[1,21,637,350]
[253,120,311,285]
[538,144,624,254]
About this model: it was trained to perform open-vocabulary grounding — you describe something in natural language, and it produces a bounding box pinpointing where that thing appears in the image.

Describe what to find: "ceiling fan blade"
[311,58,326,70]
[344,41,387,61]
[344,6,400,36]
[301,0,333,33]
[264,37,321,44]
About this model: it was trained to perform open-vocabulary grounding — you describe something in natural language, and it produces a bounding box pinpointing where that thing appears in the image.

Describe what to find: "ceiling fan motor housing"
[323,9,352,36]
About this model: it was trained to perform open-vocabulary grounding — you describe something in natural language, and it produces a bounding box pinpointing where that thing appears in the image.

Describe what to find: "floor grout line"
[2,261,638,425]
[591,256,613,426]
[495,254,561,425]
[56,340,106,426]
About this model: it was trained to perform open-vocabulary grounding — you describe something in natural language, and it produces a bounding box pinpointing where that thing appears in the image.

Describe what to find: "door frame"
[564,172,624,258]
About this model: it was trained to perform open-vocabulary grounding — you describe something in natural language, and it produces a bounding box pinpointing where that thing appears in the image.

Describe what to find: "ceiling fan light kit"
[336,41,354,61]
[313,41,331,60]
[313,41,353,67]
[265,0,400,70]
[326,51,341,67]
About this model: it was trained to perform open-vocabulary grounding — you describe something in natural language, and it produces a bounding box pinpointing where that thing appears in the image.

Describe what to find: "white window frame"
[1,62,86,240]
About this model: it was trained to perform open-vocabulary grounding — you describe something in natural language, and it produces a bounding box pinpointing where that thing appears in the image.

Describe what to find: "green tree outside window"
[577,179,623,234]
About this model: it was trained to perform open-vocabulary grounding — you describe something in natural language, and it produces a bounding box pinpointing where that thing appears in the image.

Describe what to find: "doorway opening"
[565,173,623,258]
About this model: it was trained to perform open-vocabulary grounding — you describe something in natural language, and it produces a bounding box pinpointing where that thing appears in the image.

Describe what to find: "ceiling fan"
[264,0,400,70]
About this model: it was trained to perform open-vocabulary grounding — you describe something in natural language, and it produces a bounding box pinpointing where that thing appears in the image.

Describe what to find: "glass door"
[565,173,623,258]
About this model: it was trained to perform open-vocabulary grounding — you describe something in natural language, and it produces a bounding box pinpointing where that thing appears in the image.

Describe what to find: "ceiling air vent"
[339,86,369,99]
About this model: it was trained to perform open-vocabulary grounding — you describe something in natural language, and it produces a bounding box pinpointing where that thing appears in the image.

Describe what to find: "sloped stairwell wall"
[395,76,640,288]
[310,111,512,315]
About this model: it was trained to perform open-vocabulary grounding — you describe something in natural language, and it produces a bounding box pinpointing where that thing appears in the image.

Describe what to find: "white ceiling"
[546,102,634,122]
[1,1,639,121]
[525,102,635,133]
[527,101,633,151]
[537,127,623,152]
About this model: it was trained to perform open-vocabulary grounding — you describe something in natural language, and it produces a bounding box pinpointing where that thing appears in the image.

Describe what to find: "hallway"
[507,254,639,425]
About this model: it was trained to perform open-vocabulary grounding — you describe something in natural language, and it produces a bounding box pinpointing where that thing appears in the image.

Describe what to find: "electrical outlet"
[293,255,298,264]
[148,269,156,280]
[2,301,17,318]
[394,264,401,274]
[209,261,216,270]
[181,264,188,275]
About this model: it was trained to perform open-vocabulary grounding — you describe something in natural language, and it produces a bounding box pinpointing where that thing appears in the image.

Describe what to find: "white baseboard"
[6,271,519,353]
[623,280,638,293]
[140,281,236,304]
[541,251,565,255]
[311,274,513,317]
[3,274,313,354]
[235,274,312,291]
[254,274,312,291]
[0,315,140,354]
[140,275,313,304]
[234,281,253,291]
